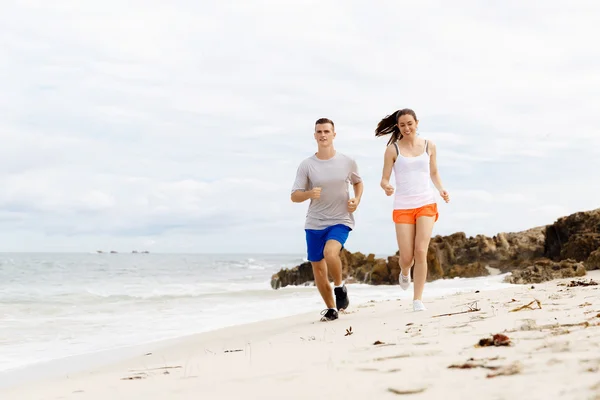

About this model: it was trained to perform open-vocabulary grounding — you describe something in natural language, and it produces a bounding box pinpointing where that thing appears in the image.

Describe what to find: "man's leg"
[323,225,351,311]
[323,239,343,286]
[311,259,335,309]
[306,228,336,312]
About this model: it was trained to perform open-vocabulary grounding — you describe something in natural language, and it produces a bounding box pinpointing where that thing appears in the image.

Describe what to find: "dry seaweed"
[486,362,522,378]
[404,324,421,333]
[448,362,501,370]
[388,387,426,395]
[449,356,503,369]
[448,360,502,370]
[507,320,594,333]
[345,326,353,336]
[449,357,519,378]
[373,340,392,346]
[374,354,411,362]
[432,301,480,318]
[510,299,542,312]
[562,279,598,287]
[121,373,147,380]
[477,333,511,347]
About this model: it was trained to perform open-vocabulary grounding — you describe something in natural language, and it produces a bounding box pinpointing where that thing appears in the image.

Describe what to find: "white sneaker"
[398,261,414,291]
[399,272,411,290]
[413,300,427,312]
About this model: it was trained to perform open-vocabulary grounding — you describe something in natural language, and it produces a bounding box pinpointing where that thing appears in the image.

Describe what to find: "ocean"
[0,252,512,380]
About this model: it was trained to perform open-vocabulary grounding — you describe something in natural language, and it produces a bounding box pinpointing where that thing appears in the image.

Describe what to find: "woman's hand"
[439,189,450,203]
[380,180,394,196]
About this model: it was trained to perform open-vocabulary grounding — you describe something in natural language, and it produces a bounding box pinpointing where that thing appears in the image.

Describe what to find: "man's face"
[314,123,335,146]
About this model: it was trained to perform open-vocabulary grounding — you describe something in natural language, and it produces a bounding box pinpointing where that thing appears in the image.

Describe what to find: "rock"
[387,256,401,283]
[426,245,445,280]
[446,262,489,279]
[544,208,600,262]
[270,261,314,289]
[270,249,383,289]
[558,233,600,262]
[427,227,546,274]
[370,259,390,284]
[504,258,586,284]
[270,207,600,288]
[586,249,600,270]
[340,250,364,279]
[344,250,389,285]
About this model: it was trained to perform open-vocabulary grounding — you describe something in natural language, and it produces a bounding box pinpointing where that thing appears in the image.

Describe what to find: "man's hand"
[347,198,359,212]
[291,187,321,203]
[309,187,321,199]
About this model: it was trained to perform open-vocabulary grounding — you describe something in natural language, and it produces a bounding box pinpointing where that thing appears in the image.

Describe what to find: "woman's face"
[397,114,418,137]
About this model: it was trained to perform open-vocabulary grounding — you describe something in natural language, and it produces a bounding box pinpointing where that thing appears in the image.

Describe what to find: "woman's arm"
[429,140,450,202]
[380,145,396,196]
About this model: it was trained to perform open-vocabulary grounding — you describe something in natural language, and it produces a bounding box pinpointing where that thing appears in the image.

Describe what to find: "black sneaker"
[334,284,350,311]
[320,308,338,321]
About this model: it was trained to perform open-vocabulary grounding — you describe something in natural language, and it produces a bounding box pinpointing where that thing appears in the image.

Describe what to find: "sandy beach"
[2,271,599,400]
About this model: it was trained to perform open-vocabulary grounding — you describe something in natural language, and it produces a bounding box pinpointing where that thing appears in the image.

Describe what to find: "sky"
[1,0,599,254]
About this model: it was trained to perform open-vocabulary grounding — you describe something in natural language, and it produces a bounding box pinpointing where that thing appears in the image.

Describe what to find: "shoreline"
[1,271,599,399]
[0,273,512,388]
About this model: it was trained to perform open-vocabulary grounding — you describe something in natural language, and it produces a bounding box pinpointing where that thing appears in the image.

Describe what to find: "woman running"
[376,108,450,311]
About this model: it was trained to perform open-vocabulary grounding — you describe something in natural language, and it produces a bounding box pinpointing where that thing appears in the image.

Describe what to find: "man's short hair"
[315,118,334,129]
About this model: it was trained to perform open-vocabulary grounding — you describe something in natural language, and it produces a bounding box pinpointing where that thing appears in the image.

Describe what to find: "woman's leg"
[394,223,415,277]
[413,216,436,300]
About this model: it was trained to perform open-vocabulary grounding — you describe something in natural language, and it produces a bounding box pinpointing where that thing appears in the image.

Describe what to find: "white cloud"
[0,0,599,254]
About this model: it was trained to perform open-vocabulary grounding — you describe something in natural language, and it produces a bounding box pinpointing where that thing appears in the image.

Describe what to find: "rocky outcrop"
[504,259,586,284]
[270,208,600,288]
[426,227,546,276]
[270,261,314,289]
[269,251,399,289]
[545,209,600,264]
[586,249,600,271]
[341,251,400,285]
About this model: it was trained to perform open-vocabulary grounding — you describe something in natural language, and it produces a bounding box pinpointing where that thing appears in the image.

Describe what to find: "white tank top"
[392,139,437,209]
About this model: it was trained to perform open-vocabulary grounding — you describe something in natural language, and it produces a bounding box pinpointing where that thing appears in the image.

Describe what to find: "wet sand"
[1,271,599,400]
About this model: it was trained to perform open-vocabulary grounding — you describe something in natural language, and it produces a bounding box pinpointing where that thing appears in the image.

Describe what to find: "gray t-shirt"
[291,152,362,230]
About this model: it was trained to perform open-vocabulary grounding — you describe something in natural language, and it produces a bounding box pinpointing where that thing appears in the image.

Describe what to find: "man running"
[291,118,363,321]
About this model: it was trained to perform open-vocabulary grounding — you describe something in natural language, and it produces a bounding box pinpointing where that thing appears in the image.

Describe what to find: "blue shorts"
[305,224,351,262]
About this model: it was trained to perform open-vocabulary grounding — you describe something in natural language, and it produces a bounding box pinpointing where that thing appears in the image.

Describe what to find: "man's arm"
[290,162,314,203]
[291,190,312,203]
[347,158,363,212]
[352,181,364,202]
[350,158,363,202]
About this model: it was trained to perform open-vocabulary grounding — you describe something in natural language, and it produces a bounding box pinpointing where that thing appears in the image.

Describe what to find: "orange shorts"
[392,203,439,224]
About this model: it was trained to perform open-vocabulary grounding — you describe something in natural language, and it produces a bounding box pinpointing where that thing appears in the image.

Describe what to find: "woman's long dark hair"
[374,108,418,146]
